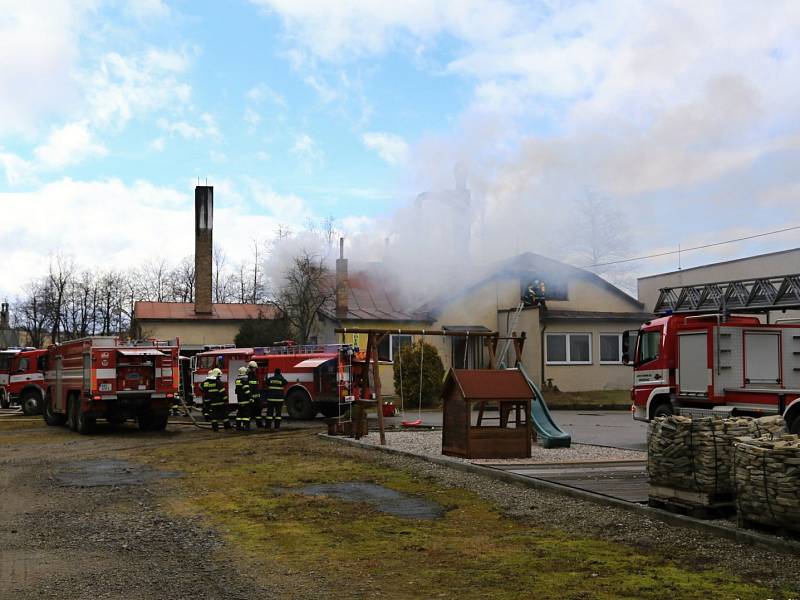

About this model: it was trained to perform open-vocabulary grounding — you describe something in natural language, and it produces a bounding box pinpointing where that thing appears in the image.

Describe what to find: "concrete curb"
[320,433,800,556]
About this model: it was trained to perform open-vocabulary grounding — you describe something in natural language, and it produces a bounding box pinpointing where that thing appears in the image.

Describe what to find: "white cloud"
[157,113,221,141]
[150,137,166,152]
[85,48,193,129]
[249,0,519,60]
[0,177,320,297]
[246,83,287,108]
[124,0,170,21]
[249,181,312,221]
[362,132,408,165]
[0,0,89,135]
[33,121,107,169]
[244,107,262,127]
[0,150,36,186]
[303,74,338,103]
[290,133,323,170]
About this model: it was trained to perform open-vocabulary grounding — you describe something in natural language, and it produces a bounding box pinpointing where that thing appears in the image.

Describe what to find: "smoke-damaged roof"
[319,269,433,323]
[420,252,643,315]
[134,302,280,321]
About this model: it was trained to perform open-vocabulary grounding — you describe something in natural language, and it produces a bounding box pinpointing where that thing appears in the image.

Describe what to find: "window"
[599,333,623,364]
[378,334,412,362]
[17,357,29,372]
[637,331,661,364]
[451,336,486,369]
[546,333,592,364]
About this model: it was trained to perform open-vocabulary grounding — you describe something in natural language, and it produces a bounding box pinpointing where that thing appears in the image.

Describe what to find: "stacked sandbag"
[647,415,787,496]
[648,416,744,495]
[733,434,800,531]
[746,414,788,438]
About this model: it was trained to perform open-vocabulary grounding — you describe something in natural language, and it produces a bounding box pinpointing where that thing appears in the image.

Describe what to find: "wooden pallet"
[737,516,800,541]
[648,485,735,519]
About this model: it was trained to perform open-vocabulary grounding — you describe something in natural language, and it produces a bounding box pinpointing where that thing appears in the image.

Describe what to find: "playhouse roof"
[442,369,532,401]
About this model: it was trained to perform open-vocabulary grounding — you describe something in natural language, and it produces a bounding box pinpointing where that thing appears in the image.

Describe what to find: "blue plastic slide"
[517,364,572,449]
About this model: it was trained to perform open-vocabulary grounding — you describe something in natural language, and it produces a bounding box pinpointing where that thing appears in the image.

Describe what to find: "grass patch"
[542,389,630,409]
[136,432,792,600]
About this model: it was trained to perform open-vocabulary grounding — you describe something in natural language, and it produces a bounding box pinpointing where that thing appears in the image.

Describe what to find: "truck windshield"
[637,331,661,364]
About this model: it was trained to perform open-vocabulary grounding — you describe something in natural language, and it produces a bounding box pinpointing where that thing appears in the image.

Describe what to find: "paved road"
[385,409,647,451]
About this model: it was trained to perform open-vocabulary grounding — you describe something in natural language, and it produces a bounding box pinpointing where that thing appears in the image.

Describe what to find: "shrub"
[392,340,445,409]
[234,316,292,347]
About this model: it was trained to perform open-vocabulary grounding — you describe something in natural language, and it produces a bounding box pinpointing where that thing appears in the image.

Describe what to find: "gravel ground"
[0,423,296,600]
[357,430,646,464]
[327,439,800,592]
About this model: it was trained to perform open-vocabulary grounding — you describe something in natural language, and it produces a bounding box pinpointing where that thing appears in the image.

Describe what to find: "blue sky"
[1,0,800,297]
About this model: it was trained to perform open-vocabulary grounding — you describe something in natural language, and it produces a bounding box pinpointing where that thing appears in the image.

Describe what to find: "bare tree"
[566,192,633,290]
[47,255,74,343]
[274,253,334,344]
[14,279,51,348]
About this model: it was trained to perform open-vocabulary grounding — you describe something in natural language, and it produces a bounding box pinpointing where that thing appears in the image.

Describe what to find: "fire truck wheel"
[43,393,67,427]
[789,413,800,435]
[0,390,9,409]
[286,390,315,420]
[652,402,673,419]
[319,404,340,419]
[21,390,42,416]
[67,396,78,431]
[75,406,96,435]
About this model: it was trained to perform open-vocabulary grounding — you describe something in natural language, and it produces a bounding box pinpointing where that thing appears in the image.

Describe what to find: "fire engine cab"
[629,274,800,434]
[0,348,47,414]
[192,342,365,420]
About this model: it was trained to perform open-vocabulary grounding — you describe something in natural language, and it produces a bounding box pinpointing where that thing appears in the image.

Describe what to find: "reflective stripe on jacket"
[265,375,287,399]
[235,376,251,404]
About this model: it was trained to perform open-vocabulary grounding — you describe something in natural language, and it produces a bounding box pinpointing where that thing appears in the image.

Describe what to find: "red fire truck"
[629,274,800,434]
[42,336,180,434]
[0,348,47,415]
[192,342,365,420]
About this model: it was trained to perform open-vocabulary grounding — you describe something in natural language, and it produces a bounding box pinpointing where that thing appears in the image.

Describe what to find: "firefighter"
[207,368,229,432]
[200,370,216,426]
[264,368,287,430]
[247,361,264,428]
[234,366,252,431]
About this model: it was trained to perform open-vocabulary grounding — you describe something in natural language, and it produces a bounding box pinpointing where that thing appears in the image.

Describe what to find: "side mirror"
[621,352,630,365]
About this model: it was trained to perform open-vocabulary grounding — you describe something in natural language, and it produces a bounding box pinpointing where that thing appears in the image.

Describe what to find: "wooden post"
[485,335,498,369]
[367,331,387,446]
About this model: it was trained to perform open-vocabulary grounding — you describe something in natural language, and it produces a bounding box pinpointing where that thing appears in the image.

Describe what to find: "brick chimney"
[335,237,348,318]
[194,186,213,315]
[0,302,9,329]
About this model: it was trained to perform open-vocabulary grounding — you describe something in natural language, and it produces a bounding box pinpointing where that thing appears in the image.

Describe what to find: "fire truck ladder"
[654,273,800,315]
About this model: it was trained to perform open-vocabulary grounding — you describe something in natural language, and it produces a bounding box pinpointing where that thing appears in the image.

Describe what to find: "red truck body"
[0,348,47,414]
[630,314,800,433]
[192,342,365,420]
[43,336,180,434]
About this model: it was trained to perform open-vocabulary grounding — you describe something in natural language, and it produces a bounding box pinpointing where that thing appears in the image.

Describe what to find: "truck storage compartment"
[116,349,164,392]
[678,331,709,395]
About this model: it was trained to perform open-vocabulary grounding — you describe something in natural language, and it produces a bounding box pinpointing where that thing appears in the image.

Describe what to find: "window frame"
[599,333,623,365]
[545,332,593,365]
[378,334,413,363]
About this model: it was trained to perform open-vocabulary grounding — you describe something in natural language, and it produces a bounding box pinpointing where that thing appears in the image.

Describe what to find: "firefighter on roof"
[264,368,287,430]
[247,361,264,428]
[234,366,252,431]
[204,368,229,432]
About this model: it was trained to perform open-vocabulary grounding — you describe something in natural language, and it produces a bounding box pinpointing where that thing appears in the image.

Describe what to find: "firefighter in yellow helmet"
[234,366,252,431]
[204,368,229,432]
[264,368,287,430]
[247,361,264,428]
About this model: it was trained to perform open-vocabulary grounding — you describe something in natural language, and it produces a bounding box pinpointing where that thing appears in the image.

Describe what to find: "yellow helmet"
[238,366,248,375]
[210,368,222,377]
[248,361,258,369]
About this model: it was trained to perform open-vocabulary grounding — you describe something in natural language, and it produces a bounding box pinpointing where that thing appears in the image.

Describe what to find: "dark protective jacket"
[265,374,288,400]
[235,375,252,405]
[201,377,227,406]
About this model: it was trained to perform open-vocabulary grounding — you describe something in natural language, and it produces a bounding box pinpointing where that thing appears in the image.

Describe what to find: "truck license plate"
[99,383,112,392]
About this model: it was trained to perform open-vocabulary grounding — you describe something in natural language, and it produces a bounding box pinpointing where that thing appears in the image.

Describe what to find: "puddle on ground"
[287,482,445,520]
[53,459,179,487]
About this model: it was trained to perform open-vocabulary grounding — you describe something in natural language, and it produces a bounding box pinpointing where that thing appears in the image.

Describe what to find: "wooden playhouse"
[441,369,533,459]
